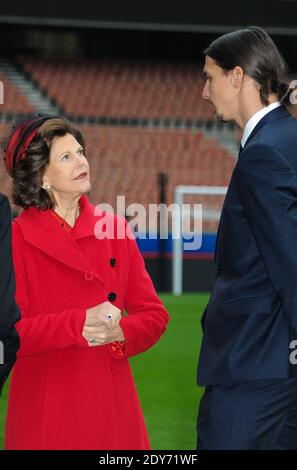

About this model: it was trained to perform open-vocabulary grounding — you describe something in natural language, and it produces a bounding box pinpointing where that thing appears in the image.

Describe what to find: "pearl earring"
[44,184,51,191]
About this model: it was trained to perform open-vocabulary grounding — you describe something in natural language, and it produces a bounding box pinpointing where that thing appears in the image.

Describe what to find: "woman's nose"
[75,154,85,166]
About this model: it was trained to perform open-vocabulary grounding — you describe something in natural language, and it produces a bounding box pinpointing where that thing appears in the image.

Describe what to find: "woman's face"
[42,133,91,198]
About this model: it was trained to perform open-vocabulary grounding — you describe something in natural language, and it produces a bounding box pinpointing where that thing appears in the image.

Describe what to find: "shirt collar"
[241,101,281,148]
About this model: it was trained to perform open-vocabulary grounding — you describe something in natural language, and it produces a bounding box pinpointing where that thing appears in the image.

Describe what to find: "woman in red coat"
[3,116,169,450]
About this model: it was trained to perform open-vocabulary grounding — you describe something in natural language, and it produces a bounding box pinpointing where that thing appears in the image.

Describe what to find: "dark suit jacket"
[0,193,20,395]
[198,105,297,385]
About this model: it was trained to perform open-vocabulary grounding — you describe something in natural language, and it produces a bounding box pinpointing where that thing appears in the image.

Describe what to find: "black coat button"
[108,292,117,302]
[110,257,116,267]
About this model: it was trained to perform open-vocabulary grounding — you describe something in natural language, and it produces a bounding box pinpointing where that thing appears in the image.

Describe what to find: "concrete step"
[0,59,60,116]
[199,123,240,157]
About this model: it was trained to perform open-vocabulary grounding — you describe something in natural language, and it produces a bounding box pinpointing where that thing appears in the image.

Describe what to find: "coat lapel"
[15,195,107,284]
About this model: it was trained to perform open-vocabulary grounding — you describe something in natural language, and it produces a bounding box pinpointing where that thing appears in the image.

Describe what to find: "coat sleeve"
[109,219,169,360]
[0,195,20,393]
[236,143,297,331]
[12,222,88,357]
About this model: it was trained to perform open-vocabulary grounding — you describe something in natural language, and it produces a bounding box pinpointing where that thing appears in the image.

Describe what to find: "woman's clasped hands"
[82,301,125,347]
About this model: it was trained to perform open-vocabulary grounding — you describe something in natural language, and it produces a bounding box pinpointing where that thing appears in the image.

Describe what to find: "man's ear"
[230,66,244,88]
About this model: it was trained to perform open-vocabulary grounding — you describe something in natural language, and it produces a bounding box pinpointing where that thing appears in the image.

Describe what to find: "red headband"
[3,116,50,175]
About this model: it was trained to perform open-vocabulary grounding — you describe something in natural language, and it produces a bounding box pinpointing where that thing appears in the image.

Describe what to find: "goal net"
[172,185,227,295]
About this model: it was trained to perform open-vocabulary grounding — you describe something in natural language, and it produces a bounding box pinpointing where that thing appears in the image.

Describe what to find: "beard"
[212,105,229,123]
[209,101,229,123]
[215,112,228,123]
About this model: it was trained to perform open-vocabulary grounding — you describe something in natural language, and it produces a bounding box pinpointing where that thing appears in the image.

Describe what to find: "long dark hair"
[204,26,291,106]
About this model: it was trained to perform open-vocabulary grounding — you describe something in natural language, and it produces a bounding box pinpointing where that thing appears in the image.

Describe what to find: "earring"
[44,184,51,191]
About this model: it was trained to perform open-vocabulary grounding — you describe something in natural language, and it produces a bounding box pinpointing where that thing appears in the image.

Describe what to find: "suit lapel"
[214,144,242,270]
[215,105,291,272]
[15,195,107,284]
[243,105,290,149]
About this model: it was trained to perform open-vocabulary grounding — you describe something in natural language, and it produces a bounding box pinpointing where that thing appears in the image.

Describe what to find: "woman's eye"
[61,154,69,161]
[78,149,84,156]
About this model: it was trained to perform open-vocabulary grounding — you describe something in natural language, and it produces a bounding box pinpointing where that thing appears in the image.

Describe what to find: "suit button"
[110,257,116,267]
[85,273,93,281]
[108,292,116,302]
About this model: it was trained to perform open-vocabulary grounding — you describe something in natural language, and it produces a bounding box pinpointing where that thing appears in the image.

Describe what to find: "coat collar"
[15,195,107,282]
[244,105,291,149]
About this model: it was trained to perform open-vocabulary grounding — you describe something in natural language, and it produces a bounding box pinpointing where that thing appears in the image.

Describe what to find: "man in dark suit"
[0,193,20,395]
[197,26,297,449]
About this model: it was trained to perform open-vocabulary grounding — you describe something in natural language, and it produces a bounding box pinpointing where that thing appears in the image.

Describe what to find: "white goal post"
[172,186,227,296]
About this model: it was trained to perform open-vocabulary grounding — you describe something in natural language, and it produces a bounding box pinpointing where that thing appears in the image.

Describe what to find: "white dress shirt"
[241,101,281,148]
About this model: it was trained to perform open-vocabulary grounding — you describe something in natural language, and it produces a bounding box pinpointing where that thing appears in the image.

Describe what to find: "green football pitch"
[0,293,208,450]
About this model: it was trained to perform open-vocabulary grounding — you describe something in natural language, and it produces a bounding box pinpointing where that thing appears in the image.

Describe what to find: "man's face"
[202,56,238,122]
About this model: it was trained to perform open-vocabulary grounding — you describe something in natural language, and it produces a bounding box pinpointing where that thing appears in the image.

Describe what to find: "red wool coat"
[5,195,169,450]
